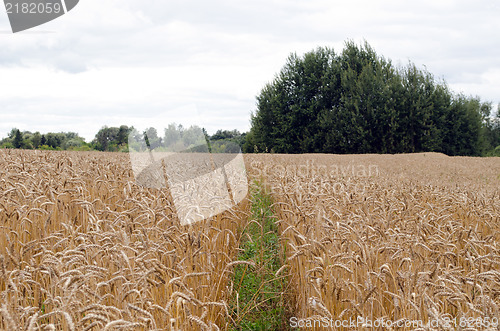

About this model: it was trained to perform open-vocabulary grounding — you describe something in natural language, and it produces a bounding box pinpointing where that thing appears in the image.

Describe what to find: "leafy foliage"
[246,41,498,156]
[93,125,132,151]
[0,129,90,151]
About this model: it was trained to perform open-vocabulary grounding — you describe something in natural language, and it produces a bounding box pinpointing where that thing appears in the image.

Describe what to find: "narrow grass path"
[230,180,293,330]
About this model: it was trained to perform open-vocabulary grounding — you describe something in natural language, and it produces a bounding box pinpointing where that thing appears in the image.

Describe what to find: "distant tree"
[163,123,183,151]
[31,132,42,149]
[65,132,78,140]
[164,123,181,143]
[44,133,65,149]
[64,138,84,149]
[242,131,256,153]
[8,128,18,140]
[495,106,500,149]
[13,129,23,148]
[181,126,204,148]
[211,129,240,140]
[144,127,158,141]
[143,127,162,149]
[94,126,119,151]
[210,129,246,153]
[117,125,131,145]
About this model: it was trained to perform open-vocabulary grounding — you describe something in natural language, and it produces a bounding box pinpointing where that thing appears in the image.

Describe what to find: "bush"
[118,143,129,153]
[39,145,55,151]
[77,145,92,152]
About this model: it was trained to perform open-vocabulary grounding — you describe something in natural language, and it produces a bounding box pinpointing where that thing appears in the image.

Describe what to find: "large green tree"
[246,41,489,156]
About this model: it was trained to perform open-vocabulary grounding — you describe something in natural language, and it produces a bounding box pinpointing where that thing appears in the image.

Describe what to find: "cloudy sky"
[0,0,499,141]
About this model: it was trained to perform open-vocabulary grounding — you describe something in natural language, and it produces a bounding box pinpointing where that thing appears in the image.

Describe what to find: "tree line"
[0,125,247,153]
[0,129,90,151]
[244,41,500,156]
[1,40,499,156]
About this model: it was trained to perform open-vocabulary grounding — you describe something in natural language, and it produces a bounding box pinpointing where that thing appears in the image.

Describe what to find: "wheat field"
[1,150,499,330]
[247,153,500,329]
[0,149,249,330]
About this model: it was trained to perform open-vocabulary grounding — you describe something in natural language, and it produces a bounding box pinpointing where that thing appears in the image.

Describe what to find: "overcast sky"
[1,0,499,141]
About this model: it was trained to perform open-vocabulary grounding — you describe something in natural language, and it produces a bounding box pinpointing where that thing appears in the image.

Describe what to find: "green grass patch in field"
[230,180,291,330]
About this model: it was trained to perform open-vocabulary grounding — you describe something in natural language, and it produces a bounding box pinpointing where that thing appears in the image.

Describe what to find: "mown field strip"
[231,180,293,330]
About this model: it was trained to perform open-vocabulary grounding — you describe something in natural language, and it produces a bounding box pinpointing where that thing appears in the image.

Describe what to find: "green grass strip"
[230,180,292,330]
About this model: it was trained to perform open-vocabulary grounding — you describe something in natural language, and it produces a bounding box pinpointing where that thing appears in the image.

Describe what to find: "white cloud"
[0,0,499,140]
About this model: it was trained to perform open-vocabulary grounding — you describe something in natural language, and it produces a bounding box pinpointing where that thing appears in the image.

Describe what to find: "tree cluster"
[245,41,500,156]
[128,125,246,154]
[0,125,247,153]
[0,129,89,151]
[128,124,206,152]
[209,129,247,153]
[92,125,133,152]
